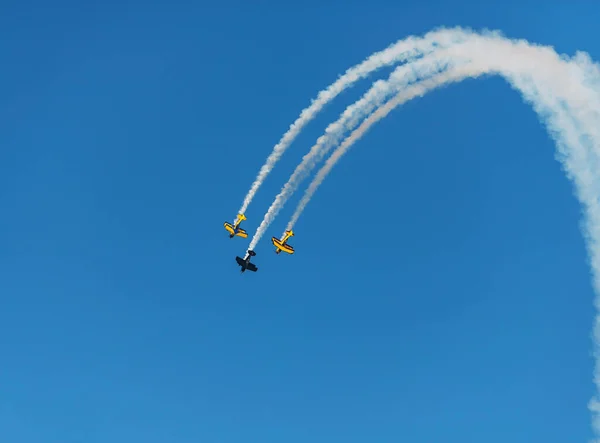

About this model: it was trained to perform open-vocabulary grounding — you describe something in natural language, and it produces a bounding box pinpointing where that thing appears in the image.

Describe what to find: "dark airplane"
[236,250,258,273]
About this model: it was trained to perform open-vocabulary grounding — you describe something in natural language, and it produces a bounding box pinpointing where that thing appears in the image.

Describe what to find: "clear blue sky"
[1,1,599,442]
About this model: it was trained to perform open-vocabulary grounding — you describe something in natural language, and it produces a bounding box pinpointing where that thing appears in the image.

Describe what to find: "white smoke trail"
[247,54,470,250]
[285,66,486,231]
[248,39,516,250]
[277,30,600,438]
[287,38,600,231]
[249,34,544,247]
[237,27,483,216]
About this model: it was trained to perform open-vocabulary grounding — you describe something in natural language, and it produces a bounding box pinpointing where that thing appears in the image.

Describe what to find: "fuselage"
[224,214,248,239]
[236,249,257,273]
[272,230,294,254]
[230,223,241,238]
[277,232,292,251]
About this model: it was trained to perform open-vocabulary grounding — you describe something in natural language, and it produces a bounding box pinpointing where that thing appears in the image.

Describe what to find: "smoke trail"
[278,31,600,437]
[247,48,483,251]
[249,34,538,248]
[237,27,482,216]
[286,38,600,232]
[285,66,486,231]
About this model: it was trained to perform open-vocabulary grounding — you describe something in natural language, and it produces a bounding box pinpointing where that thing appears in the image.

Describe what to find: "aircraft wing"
[279,244,294,254]
[225,223,248,238]
[235,256,258,272]
[272,237,294,254]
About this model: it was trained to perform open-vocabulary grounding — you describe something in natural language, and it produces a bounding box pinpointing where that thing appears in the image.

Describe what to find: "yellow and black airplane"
[224,213,248,239]
[271,230,294,254]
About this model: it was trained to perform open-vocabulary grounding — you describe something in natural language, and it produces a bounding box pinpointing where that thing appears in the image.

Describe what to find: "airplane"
[224,213,248,239]
[236,250,258,273]
[271,230,294,254]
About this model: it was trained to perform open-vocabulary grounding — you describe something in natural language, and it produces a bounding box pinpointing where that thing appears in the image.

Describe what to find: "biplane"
[271,230,294,254]
[224,213,248,239]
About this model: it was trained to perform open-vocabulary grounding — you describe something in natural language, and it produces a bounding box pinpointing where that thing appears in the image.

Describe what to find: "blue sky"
[1,1,599,442]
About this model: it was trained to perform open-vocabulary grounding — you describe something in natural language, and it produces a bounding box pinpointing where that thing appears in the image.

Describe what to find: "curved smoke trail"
[286,41,600,230]
[284,65,486,232]
[278,30,600,436]
[236,27,481,217]
[250,32,569,247]
[247,51,473,250]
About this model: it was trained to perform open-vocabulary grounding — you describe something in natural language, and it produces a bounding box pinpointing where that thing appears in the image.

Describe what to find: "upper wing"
[279,244,294,254]
[246,262,258,272]
[272,237,294,254]
[235,228,248,238]
[224,223,235,235]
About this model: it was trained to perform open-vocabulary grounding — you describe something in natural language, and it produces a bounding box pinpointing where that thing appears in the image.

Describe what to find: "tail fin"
[237,213,247,221]
[248,250,256,257]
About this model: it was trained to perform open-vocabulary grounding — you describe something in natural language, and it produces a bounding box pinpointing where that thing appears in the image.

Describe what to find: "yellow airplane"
[224,213,248,239]
[271,230,294,254]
